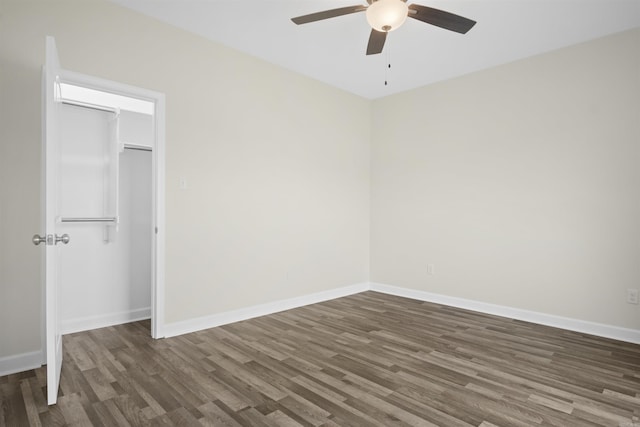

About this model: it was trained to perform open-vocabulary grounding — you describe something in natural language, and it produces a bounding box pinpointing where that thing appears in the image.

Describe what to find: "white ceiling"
[110,0,640,99]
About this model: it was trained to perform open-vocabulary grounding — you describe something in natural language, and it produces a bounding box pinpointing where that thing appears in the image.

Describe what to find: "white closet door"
[43,36,63,406]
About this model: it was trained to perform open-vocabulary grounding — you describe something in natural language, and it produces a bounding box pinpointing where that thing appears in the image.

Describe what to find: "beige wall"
[0,0,371,359]
[0,31,44,358]
[371,28,640,330]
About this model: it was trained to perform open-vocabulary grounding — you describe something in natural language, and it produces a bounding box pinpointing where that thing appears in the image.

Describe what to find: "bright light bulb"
[366,0,409,32]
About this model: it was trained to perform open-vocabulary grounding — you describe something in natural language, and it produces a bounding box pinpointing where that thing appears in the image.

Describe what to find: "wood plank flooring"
[1,291,639,426]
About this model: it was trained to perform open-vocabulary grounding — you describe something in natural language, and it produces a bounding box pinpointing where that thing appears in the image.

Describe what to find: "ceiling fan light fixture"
[366,0,409,32]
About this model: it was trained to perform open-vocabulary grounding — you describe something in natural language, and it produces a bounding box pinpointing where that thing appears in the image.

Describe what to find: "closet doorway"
[52,77,165,340]
[57,93,151,332]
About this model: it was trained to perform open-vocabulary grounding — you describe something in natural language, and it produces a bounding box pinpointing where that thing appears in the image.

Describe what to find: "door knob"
[32,234,47,245]
[56,234,70,245]
[32,234,70,245]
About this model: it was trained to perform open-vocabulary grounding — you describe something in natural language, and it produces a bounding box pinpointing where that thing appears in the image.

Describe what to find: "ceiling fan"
[291,0,476,55]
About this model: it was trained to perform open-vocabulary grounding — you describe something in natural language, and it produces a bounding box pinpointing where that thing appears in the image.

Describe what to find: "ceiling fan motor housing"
[366,0,409,32]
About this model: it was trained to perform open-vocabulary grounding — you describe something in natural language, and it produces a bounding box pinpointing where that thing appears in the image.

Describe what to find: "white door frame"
[53,69,166,339]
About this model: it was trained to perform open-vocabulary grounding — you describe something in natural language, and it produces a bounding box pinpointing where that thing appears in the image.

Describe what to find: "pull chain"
[384,44,391,86]
[385,62,391,86]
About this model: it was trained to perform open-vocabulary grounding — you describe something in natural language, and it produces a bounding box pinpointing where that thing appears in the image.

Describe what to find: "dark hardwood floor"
[1,291,639,426]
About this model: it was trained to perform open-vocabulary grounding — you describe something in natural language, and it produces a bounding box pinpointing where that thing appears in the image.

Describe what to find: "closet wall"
[58,106,153,334]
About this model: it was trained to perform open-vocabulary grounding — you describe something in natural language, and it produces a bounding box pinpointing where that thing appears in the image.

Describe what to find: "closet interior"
[56,84,155,334]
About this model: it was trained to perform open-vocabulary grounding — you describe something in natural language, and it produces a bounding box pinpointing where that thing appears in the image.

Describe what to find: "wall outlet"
[627,289,639,304]
[179,177,188,190]
[427,264,435,275]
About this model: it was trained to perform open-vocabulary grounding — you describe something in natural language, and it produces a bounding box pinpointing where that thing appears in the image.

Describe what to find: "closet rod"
[60,98,118,114]
[123,143,152,152]
[60,217,118,223]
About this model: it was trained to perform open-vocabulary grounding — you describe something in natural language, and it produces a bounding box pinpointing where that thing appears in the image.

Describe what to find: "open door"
[38,36,66,404]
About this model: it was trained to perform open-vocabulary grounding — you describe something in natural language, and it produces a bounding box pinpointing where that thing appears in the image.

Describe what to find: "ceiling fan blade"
[366,29,387,55]
[292,5,367,25]
[408,4,476,34]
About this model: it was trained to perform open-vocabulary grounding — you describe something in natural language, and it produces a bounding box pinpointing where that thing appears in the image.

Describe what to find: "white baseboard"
[0,350,43,377]
[163,282,370,338]
[370,282,640,345]
[60,307,151,335]
[6,282,634,378]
